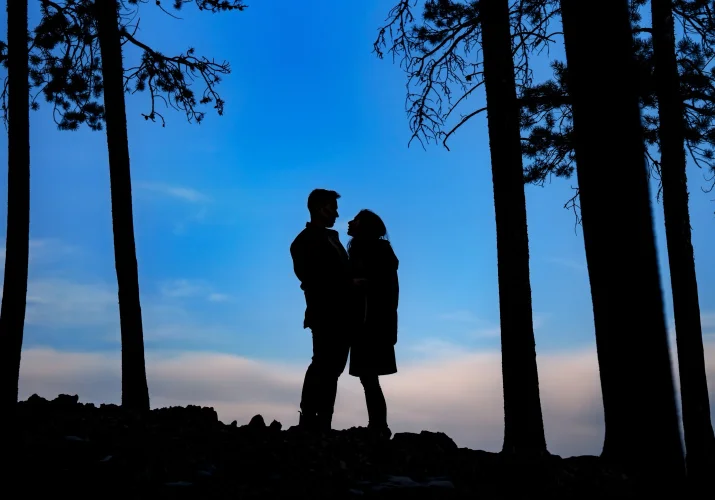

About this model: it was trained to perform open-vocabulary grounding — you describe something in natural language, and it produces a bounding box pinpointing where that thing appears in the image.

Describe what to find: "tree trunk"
[95,0,150,412]
[0,0,31,413]
[559,0,684,484]
[651,0,715,482]
[480,0,547,455]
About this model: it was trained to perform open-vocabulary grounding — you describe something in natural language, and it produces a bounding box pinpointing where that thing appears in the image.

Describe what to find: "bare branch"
[375,0,561,149]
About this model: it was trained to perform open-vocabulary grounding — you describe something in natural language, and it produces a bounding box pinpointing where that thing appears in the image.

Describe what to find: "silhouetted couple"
[290,189,399,439]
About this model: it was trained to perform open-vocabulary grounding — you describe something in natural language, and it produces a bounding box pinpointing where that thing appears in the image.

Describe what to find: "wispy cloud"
[171,206,210,235]
[25,278,117,328]
[159,279,233,303]
[546,257,587,274]
[208,293,231,303]
[0,238,80,271]
[15,274,234,345]
[439,310,549,339]
[136,182,211,203]
[702,313,715,334]
[407,338,477,360]
[438,310,480,323]
[471,326,501,339]
[160,279,210,299]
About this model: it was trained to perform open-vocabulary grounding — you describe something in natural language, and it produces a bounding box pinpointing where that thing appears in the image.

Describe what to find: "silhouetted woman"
[346,209,399,439]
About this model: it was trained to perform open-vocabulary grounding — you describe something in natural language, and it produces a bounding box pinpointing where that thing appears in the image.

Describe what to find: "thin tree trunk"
[559,0,684,484]
[0,0,30,413]
[480,0,547,455]
[651,0,715,482]
[95,0,150,412]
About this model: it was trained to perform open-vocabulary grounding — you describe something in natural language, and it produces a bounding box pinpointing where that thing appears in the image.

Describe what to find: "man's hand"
[352,278,368,287]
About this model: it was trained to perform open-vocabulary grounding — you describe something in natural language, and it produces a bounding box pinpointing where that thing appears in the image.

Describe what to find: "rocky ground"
[9,394,645,499]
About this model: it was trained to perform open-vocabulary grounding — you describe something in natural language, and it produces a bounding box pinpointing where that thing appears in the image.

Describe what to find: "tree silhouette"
[559,0,685,483]
[520,0,715,478]
[96,0,150,412]
[651,0,715,482]
[375,0,560,454]
[0,0,31,414]
[480,0,547,455]
[0,0,245,411]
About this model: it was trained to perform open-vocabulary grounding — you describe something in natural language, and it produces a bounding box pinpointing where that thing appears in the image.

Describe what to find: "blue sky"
[0,1,713,456]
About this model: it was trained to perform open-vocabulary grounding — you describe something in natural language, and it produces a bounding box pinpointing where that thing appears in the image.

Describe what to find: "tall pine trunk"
[480,0,547,455]
[651,0,715,481]
[559,0,684,483]
[95,0,150,412]
[0,0,30,412]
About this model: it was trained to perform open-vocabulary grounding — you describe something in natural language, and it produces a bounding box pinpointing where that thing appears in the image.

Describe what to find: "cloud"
[471,326,501,339]
[25,278,117,328]
[136,182,210,203]
[438,310,501,338]
[130,185,212,234]
[17,276,234,346]
[546,257,587,274]
[159,279,233,303]
[702,313,715,334]
[406,338,476,360]
[438,310,479,323]
[29,238,80,259]
[160,279,210,299]
[439,310,548,339]
[0,238,80,273]
[208,293,231,303]
[21,337,713,458]
[468,312,549,339]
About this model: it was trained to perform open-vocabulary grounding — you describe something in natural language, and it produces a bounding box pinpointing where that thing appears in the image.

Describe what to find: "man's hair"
[307,189,340,215]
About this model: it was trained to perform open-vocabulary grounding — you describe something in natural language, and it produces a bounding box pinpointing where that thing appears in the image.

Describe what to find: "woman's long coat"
[348,239,399,377]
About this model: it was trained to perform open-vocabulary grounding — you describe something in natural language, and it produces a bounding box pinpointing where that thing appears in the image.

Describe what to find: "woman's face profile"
[347,215,362,237]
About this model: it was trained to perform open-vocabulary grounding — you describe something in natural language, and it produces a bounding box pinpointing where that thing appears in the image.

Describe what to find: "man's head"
[307,189,340,228]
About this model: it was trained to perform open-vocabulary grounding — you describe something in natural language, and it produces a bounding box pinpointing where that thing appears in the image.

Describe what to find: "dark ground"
[7,394,649,499]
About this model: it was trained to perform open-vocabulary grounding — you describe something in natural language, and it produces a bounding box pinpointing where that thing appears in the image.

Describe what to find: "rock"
[12,395,640,499]
[391,431,458,453]
[53,394,80,406]
[99,403,122,414]
[248,414,266,428]
[26,394,49,406]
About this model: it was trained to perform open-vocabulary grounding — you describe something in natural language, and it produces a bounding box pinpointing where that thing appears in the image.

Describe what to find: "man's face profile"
[321,201,338,228]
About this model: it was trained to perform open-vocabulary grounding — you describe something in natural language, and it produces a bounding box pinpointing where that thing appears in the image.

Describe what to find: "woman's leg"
[359,375,388,430]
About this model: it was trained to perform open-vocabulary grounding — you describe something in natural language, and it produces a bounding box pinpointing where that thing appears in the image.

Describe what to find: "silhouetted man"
[290,189,352,432]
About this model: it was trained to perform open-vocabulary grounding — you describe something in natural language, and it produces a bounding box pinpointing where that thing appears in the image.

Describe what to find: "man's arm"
[290,235,328,291]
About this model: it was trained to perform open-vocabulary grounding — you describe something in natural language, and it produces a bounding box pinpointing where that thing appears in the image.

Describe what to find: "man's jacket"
[290,223,351,330]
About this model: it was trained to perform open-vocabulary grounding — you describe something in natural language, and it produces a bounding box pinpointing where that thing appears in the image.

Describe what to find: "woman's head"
[347,209,388,240]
